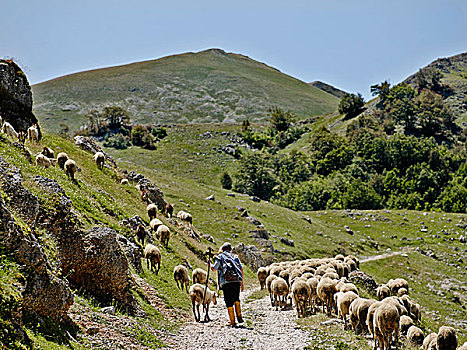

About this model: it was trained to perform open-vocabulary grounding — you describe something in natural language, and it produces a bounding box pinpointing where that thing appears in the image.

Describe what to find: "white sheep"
[120,178,129,185]
[173,265,190,293]
[377,284,390,300]
[156,224,170,247]
[150,218,163,232]
[457,342,467,350]
[35,154,55,168]
[336,291,358,329]
[271,277,289,310]
[1,121,18,139]
[177,210,193,225]
[64,159,77,181]
[147,203,158,221]
[367,301,382,347]
[144,243,161,274]
[257,266,268,290]
[27,124,39,142]
[422,333,438,350]
[56,152,68,170]
[40,146,54,159]
[317,277,337,315]
[93,151,105,169]
[192,268,208,285]
[189,283,217,322]
[266,274,277,306]
[399,315,413,335]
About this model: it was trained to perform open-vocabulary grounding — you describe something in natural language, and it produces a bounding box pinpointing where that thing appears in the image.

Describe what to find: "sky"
[1,0,466,99]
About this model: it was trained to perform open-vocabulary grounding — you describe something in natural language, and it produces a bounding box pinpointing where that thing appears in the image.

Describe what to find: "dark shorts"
[222,282,241,307]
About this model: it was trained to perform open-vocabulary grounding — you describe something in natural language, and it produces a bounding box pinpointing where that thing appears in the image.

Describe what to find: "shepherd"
[211,242,244,326]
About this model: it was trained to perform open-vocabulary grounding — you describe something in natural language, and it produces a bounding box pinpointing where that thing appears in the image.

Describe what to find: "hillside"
[309,80,347,99]
[31,49,339,133]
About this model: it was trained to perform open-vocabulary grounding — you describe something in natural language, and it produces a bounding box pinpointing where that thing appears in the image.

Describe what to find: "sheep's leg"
[156,262,160,275]
[147,258,150,271]
[192,302,198,322]
[205,304,210,322]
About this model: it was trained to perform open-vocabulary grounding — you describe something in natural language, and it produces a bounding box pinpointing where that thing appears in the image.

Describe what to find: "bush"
[103,133,130,149]
[338,93,364,117]
[220,172,232,190]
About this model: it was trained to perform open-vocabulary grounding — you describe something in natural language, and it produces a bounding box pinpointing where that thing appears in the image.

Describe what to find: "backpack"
[220,253,241,282]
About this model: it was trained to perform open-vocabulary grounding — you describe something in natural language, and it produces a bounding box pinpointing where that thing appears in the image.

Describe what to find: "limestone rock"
[233,242,266,271]
[117,234,143,273]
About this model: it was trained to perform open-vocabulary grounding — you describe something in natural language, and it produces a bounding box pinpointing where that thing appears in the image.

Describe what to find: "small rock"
[227,193,235,197]
[101,306,116,315]
[250,196,260,202]
[205,195,215,201]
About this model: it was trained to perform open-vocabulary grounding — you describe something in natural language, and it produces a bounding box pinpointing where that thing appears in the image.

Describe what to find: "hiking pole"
[202,247,215,314]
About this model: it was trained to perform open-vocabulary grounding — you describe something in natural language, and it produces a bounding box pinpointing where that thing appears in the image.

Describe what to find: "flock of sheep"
[257,255,464,350]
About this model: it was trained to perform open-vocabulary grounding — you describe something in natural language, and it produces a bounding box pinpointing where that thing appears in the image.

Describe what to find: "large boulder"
[233,242,266,271]
[0,59,40,136]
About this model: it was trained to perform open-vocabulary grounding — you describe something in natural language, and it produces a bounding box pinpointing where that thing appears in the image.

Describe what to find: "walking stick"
[202,247,214,314]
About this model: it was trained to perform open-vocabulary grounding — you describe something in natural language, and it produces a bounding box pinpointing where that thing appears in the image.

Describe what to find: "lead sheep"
[147,203,158,221]
[27,124,39,142]
[93,151,105,169]
[144,243,161,274]
[189,283,217,322]
[156,224,170,247]
[177,210,192,225]
[173,265,190,293]
[2,122,18,139]
[257,267,268,290]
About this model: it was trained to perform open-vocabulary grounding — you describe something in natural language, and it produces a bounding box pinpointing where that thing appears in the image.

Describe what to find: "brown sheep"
[192,268,208,285]
[156,225,170,247]
[40,146,54,159]
[135,224,147,245]
[144,244,161,274]
[377,284,391,300]
[56,152,68,170]
[436,326,458,350]
[257,267,268,290]
[317,277,337,315]
[266,274,277,306]
[271,277,289,310]
[407,325,424,347]
[173,265,190,293]
[291,279,311,318]
[336,291,358,329]
[64,159,77,181]
[165,203,174,218]
[93,151,105,169]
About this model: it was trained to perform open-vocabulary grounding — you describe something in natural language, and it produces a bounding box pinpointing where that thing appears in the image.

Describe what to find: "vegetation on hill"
[32,48,339,133]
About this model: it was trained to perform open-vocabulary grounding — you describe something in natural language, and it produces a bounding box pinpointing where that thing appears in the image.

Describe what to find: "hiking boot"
[234,301,244,323]
[226,306,236,326]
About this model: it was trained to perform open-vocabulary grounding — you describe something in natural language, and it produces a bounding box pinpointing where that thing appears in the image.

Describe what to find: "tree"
[103,106,130,130]
[268,106,295,133]
[338,93,365,117]
[370,81,391,106]
[220,172,233,190]
[385,84,416,132]
[414,68,443,93]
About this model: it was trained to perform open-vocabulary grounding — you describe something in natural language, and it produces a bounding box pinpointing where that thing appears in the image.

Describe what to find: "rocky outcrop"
[74,135,116,168]
[349,270,378,295]
[126,170,166,211]
[0,59,40,136]
[233,243,266,271]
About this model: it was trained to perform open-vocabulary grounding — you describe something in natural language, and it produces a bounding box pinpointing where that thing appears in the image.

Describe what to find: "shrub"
[220,172,232,190]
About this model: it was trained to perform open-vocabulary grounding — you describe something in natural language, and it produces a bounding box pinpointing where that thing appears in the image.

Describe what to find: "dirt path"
[163,288,313,350]
[360,247,414,263]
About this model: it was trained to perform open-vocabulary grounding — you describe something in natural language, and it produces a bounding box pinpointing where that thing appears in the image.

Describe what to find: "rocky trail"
[164,288,318,350]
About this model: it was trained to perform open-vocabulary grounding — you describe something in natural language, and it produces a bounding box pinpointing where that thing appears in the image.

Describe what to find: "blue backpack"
[219,253,241,282]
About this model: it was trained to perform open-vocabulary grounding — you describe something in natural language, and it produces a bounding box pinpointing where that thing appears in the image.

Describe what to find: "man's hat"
[221,242,232,252]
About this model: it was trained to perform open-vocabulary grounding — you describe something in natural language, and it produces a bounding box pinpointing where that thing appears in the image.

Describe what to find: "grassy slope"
[32,49,339,133]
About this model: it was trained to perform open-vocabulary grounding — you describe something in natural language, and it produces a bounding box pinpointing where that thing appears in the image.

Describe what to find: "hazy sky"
[1,0,466,99]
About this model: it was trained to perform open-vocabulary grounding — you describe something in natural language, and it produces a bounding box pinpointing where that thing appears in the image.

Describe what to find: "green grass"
[32,48,339,133]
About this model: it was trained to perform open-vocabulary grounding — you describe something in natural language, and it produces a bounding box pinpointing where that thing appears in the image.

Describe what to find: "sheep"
[279,269,290,286]
[189,283,217,322]
[344,257,357,272]
[377,284,391,300]
[35,154,55,168]
[436,326,458,350]
[322,271,340,280]
[382,296,408,317]
[257,267,268,290]
[156,225,170,247]
[18,131,26,144]
[135,224,147,245]
[177,210,193,225]
[422,333,438,350]
[27,124,39,142]
[147,203,158,221]
[374,302,400,350]
[387,278,409,296]
[291,279,311,318]
[40,146,54,159]
[64,159,77,181]
[339,283,358,295]
[336,291,358,329]
[317,277,337,315]
[399,315,413,335]
[2,122,18,139]
[458,342,467,350]
[397,287,408,297]
[56,152,68,170]
[271,277,289,310]
[120,178,129,185]
[144,244,161,274]
[407,325,424,347]
[192,268,208,285]
[150,218,163,232]
[165,203,173,218]
[266,274,277,306]
[93,151,105,169]
[349,298,376,335]
[173,265,190,293]
[367,301,382,345]
[306,277,319,313]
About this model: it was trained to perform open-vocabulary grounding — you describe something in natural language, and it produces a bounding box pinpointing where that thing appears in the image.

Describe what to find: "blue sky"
[1,0,466,99]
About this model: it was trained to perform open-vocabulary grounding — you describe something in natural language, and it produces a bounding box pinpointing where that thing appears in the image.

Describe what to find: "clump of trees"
[79,106,167,149]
